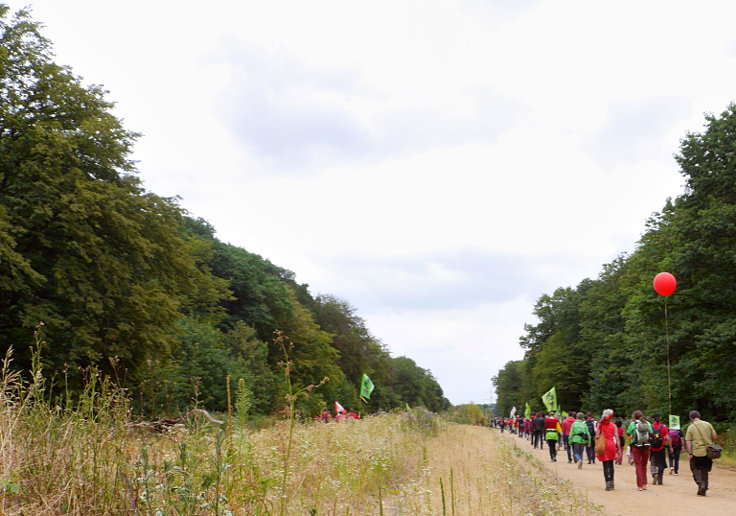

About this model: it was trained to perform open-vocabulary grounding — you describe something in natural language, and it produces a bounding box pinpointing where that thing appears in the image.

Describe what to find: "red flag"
[334,401,345,415]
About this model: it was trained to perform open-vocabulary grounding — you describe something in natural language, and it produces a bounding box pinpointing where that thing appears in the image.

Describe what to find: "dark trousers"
[690,455,713,493]
[602,460,615,482]
[669,444,682,473]
[585,444,595,463]
[650,448,667,479]
[563,434,572,461]
[547,439,557,460]
[532,430,544,448]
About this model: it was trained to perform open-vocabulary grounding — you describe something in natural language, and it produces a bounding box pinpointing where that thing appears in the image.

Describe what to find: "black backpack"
[585,418,595,439]
[651,425,663,448]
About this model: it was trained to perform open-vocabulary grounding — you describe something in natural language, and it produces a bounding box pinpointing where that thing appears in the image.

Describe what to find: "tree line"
[0,5,450,418]
[494,103,736,425]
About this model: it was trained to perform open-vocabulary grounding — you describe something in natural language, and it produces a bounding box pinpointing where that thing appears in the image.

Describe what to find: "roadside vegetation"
[0,355,603,515]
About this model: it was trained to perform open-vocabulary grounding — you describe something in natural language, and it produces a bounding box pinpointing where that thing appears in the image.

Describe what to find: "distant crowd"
[315,407,361,423]
[491,409,718,496]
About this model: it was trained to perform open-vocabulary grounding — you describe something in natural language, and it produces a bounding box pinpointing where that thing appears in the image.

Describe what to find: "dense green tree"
[389,356,450,412]
[0,6,228,382]
[312,295,392,406]
[497,105,736,424]
[492,360,525,417]
[0,6,451,417]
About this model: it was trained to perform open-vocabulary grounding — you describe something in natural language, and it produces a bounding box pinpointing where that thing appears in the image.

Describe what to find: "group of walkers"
[493,409,718,496]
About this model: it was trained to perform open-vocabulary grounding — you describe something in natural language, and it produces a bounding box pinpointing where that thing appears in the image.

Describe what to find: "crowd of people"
[315,407,361,422]
[492,409,717,496]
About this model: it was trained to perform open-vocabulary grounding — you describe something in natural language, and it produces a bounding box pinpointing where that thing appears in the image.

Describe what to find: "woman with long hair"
[596,409,620,490]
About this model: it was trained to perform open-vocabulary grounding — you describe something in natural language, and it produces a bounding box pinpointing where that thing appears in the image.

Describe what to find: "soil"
[500,431,736,515]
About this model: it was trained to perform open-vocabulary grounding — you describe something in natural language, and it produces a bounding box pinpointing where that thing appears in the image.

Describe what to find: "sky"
[10,0,736,405]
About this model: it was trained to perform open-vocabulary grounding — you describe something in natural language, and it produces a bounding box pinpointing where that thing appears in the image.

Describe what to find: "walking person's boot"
[701,470,709,495]
[605,480,614,491]
[693,469,706,496]
[657,470,664,486]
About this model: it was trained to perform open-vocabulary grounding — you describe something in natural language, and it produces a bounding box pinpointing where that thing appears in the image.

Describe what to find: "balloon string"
[665,298,672,418]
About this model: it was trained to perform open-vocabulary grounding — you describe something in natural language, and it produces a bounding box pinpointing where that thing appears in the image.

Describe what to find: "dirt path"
[499,430,736,515]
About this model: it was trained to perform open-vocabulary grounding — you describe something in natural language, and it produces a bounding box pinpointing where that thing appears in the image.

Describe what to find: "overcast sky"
[12,0,736,405]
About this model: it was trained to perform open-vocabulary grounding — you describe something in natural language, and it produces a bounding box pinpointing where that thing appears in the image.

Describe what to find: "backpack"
[651,425,663,448]
[585,418,595,438]
[633,420,650,447]
[669,429,681,446]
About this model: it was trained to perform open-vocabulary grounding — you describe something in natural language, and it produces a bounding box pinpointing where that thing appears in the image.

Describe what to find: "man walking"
[685,410,717,496]
[532,412,545,449]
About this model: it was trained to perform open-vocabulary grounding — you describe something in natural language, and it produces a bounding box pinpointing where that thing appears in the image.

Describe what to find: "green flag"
[541,387,557,412]
[360,373,374,400]
[524,402,532,419]
[669,414,681,430]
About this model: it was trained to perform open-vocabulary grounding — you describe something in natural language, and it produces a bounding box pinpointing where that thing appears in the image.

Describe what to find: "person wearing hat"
[649,413,672,485]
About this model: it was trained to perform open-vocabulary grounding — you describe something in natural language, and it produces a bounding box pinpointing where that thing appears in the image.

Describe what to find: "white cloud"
[11,0,736,404]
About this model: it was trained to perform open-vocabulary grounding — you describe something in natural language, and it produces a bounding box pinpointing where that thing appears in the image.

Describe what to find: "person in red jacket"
[544,411,562,462]
[316,408,331,423]
[595,409,620,491]
[649,414,672,485]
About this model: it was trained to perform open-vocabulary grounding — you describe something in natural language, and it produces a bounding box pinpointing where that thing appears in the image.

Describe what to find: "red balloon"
[653,272,677,296]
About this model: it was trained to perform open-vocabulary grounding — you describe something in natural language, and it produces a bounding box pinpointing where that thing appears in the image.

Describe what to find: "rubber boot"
[657,470,664,486]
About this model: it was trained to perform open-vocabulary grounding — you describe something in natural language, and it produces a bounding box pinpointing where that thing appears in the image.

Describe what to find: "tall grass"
[0,330,602,514]
[0,338,430,514]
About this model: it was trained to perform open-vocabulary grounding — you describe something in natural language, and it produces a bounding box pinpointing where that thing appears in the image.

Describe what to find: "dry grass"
[384,424,604,516]
[0,344,601,515]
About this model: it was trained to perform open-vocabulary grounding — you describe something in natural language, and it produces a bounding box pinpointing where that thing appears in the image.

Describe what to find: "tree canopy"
[0,5,450,417]
[494,104,736,424]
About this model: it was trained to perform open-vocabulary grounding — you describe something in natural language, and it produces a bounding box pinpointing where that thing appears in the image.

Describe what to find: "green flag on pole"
[524,402,532,419]
[541,387,558,412]
[360,373,374,400]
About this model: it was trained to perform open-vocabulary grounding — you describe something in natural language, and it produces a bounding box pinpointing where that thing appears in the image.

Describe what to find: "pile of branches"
[127,409,224,432]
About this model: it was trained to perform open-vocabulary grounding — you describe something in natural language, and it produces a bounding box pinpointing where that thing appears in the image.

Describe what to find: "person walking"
[614,418,625,465]
[584,412,597,464]
[532,412,545,449]
[596,409,620,491]
[685,410,718,496]
[544,411,562,462]
[562,412,577,463]
[668,427,684,475]
[627,410,653,491]
[569,412,590,469]
[648,414,671,485]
